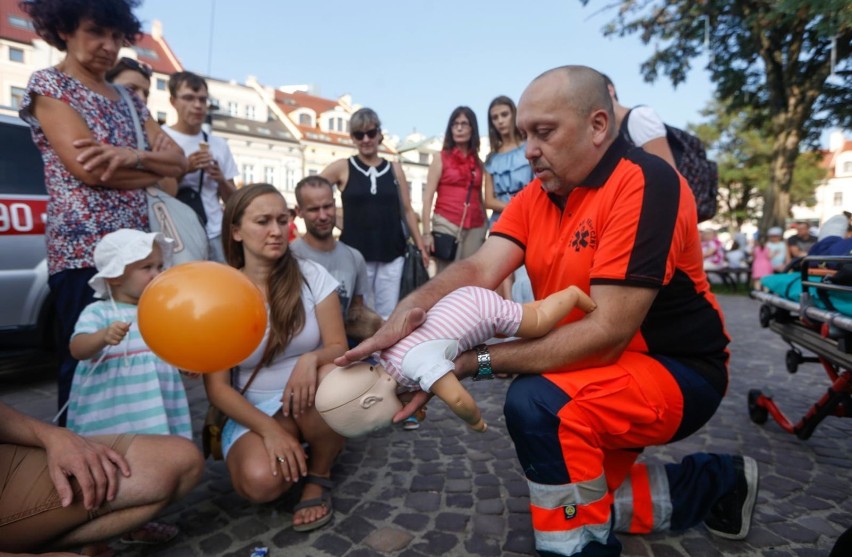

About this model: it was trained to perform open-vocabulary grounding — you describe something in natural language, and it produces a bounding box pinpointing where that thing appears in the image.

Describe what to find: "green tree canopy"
[696,100,827,231]
[581,0,851,232]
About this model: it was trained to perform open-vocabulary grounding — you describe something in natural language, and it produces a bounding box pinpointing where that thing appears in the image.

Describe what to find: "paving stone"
[410,474,444,492]
[445,478,472,492]
[335,513,375,544]
[435,512,470,532]
[404,491,441,512]
[475,498,504,515]
[473,514,505,537]
[464,535,503,556]
[363,526,414,552]
[411,531,459,554]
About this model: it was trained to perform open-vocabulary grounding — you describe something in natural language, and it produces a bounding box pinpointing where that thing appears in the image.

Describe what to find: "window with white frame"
[299,113,312,127]
[336,117,344,132]
[10,86,26,109]
[834,191,843,207]
[228,101,239,117]
[285,166,295,190]
[264,166,275,184]
[242,164,256,184]
[843,161,852,175]
[245,105,255,119]
[156,78,167,91]
[9,47,24,63]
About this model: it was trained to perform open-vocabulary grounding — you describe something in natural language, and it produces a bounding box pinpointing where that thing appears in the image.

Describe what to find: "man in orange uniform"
[339,65,757,556]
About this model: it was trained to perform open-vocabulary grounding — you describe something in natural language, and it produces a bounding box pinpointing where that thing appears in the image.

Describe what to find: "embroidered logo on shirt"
[564,505,577,520]
[571,219,596,252]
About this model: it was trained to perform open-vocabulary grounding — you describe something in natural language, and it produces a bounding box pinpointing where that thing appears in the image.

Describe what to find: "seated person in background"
[788,221,818,260]
[701,228,726,270]
[0,402,202,554]
[726,241,747,269]
[290,176,382,342]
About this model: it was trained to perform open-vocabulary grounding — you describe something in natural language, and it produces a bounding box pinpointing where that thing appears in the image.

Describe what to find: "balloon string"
[52,349,109,424]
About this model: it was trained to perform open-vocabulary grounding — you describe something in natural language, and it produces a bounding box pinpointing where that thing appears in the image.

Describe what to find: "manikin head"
[315,362,402,438]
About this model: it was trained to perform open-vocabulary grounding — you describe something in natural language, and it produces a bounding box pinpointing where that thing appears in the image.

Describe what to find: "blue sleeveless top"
[484,144,532,226]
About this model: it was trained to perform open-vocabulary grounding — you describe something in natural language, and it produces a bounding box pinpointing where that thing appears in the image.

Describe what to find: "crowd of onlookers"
[700,220,846,289]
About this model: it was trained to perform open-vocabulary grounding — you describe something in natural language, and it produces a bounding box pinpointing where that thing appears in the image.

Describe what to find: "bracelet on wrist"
[473,344,495,382]
[131,148,144,170]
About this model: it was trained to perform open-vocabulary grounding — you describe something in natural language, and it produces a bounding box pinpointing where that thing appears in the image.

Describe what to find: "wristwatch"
[473,344,494,381]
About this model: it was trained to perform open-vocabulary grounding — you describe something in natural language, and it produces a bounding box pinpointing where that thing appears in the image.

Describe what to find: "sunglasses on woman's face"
[352,128,379,141]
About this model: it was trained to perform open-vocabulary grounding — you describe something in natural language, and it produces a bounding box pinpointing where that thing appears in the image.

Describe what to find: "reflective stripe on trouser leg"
[612,462,673,533]
[504,375,617,556]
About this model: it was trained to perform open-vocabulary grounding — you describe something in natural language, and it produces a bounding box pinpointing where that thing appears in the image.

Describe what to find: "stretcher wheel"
[748,389,768,424]
[785,349,802,374]
[759,304,773,328]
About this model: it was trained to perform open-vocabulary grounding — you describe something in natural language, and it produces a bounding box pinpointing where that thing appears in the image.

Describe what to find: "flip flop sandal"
[292,475,334,532]
[120,521,179,545]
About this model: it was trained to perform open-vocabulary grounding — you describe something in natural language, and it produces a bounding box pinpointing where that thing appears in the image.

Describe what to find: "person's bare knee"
[115,435,203,505]
[231,459,291,503]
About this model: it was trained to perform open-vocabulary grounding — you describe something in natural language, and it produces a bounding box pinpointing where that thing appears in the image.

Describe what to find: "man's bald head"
[529,66,615,133]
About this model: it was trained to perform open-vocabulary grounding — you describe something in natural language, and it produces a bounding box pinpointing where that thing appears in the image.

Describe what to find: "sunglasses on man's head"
[352,128,379,141]
[119,56,152,78]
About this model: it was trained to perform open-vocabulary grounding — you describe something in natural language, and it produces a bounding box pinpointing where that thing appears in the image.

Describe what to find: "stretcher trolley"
[749,255,852,439]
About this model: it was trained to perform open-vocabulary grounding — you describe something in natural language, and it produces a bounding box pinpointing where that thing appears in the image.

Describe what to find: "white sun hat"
[88,229,174,299]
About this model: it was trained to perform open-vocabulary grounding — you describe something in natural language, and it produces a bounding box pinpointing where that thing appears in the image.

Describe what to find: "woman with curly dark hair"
[18,0,187,432]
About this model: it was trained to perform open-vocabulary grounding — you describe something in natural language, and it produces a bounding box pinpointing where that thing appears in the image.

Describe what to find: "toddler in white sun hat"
[65,229,191,545]
[65,228,191,438]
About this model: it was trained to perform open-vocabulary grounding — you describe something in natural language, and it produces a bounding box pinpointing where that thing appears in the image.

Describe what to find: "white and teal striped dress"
[66,301,192,439]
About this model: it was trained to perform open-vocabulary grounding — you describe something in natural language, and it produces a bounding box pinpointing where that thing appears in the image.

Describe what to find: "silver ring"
[276,456,285,463]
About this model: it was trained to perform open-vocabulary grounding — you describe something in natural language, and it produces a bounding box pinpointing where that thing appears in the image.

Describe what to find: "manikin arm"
[517,285,596,338]
[429,372,486,432]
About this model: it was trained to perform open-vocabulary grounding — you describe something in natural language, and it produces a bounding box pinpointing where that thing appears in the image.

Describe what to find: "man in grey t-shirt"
[290,176,381,340]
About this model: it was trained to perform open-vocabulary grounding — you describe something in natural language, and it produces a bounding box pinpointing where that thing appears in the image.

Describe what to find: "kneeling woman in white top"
[204,183,347,532]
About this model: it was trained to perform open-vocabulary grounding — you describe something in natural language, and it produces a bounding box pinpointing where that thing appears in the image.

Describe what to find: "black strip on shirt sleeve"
[489,232,525,251]
[626,152,680,283]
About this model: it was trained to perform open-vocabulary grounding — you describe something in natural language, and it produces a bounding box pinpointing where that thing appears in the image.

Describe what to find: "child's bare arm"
[430,373,486,432]
[517,285,596,338]
[70,321,130,360]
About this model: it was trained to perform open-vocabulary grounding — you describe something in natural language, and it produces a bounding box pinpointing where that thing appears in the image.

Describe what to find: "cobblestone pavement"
[2,294,850,556]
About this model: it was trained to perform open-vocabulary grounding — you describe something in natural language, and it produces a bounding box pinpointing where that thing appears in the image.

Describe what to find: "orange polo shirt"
[492,137,729,391]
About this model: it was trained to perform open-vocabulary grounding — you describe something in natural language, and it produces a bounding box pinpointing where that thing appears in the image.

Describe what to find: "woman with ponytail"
[204,183,346,532]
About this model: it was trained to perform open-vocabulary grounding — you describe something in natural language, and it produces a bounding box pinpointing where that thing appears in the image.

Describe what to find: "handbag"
[116,85,209,263]
[400,241,429,299]
[202,362,264,460]
[431,170,476,262]
[431,231,458,261]
[392,163,430,298]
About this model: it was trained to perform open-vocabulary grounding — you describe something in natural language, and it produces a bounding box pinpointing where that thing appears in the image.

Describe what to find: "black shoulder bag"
[176,131,208,227]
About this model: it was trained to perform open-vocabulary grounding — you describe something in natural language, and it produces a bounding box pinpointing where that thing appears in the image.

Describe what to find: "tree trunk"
[760,113,802,231]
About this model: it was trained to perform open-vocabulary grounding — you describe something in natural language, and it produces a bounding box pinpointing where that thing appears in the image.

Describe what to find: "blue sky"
[135,0,716,140]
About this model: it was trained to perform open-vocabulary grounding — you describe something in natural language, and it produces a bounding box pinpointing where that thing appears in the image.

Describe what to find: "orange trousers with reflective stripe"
[505,351,686,552]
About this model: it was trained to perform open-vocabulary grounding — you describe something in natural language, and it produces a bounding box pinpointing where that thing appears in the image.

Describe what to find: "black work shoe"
[704,455,759,540]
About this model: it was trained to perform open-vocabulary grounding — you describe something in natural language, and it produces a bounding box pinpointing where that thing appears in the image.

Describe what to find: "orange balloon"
[138,261,267,373]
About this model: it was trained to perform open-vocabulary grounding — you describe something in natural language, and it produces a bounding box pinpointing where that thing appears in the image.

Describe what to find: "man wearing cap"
[340,66,757,556]
[163,71,238,262]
